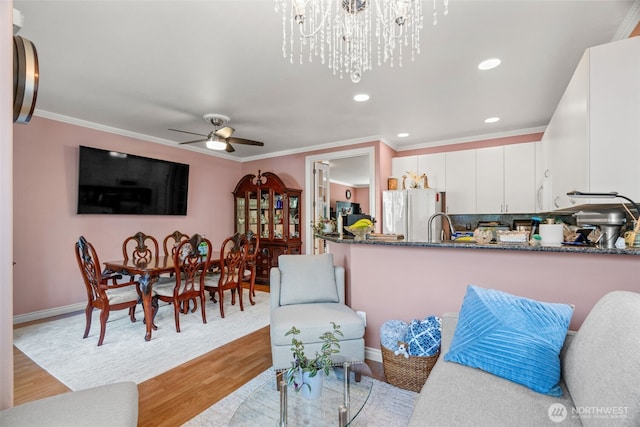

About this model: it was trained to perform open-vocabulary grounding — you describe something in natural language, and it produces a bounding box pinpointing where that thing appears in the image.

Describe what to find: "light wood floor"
[13,285,385,426]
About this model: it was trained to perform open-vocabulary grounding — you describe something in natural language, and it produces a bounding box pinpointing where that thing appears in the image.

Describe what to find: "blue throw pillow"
[405,316,442,356]
[444,285,573,396]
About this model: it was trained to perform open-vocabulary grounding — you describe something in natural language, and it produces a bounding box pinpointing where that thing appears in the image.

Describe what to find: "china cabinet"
[233,171,302,285]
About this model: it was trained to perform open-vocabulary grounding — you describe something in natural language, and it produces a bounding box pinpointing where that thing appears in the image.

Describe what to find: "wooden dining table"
[104,251,220,342]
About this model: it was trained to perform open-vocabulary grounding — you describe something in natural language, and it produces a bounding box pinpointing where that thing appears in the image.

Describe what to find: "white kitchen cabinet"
[417,153,446,191]
[543,37,640,209]
[391,156,418,184]
[504,143,536,213]
[476,146,504,214]
[476,143,536,214]
[445,150,476,214]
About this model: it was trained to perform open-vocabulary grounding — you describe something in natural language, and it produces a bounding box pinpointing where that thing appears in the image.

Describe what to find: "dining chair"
[162,230,193,311]
[122,231,160,262]
[162,230,190,258]
[242,231,260,305]
[204,233,250,318]
[151,234,212,333]
[75,236,142,346]
[122,231,162,282]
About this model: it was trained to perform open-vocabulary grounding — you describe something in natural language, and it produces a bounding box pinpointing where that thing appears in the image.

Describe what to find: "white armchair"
[270,253,366,371]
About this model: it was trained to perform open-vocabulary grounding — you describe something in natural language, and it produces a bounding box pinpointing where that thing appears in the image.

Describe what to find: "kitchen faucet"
[427,212,456,242]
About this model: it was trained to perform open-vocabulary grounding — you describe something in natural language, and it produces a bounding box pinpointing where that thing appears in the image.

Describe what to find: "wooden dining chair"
[204,233,250,318]
[162,230,190,258]
[75,236,142,346]
[242,231,260,305]
[152,234,211,332]
[122,231,160,261]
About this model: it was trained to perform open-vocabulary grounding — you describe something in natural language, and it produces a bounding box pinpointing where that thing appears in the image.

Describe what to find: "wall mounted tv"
[77,146,189,215]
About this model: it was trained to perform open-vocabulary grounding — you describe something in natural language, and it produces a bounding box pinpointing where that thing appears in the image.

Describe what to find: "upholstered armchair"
[270,253,366,371]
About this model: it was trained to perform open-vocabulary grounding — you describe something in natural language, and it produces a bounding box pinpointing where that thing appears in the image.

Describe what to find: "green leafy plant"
[285,322,343,392]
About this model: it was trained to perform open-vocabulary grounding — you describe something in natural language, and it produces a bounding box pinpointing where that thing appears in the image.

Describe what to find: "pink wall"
[328,241,640,348]
[12,117,243,315]
[330,182,356,209]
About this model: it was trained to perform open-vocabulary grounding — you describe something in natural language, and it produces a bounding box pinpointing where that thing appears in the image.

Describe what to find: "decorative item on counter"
[337,214,343,239]
[344,218,375,241]
[402,171,427,189]
[473,228,493,244]
[388,177,398,190]
[313,217,336,235]
[497,230,530,244]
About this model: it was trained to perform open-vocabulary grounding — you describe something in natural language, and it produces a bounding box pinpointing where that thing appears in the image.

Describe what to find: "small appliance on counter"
[573,208,626,248]
[476,221,510,243]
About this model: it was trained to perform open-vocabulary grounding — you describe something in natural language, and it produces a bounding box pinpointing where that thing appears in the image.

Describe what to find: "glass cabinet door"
[236,197,246,232]
[248,191,258,235]
[289,194,300,238]
[260,191,270,239]
[273,192,284,239]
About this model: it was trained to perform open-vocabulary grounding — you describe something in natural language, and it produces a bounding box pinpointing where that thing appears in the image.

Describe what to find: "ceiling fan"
[169,114,264,153]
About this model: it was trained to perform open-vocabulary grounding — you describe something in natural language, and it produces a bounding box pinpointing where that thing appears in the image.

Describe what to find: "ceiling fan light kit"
[169,113,265,153]
[276,0,448,83]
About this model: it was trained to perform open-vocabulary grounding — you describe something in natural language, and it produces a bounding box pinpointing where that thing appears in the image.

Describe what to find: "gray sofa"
[0,382,138,427]
[408,291,640,426]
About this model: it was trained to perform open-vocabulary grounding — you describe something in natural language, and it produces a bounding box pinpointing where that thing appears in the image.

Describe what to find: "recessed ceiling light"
[485,117,500,123]
[353,93,370,102]
[478,58,501,70]
[397,132,409,138]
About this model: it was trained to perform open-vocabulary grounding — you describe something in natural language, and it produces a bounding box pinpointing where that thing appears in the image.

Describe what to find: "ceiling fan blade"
[214,126,235,139]
[228,137,264,147]
[225,142,235,153]
[179,138,207,145]
[168,128,208,138]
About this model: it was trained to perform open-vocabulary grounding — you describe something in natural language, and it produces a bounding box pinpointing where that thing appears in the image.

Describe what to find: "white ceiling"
[13,0,639,186]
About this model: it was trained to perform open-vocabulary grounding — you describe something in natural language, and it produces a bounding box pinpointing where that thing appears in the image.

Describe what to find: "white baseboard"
[13,302,85,324]
[365,345,382,363]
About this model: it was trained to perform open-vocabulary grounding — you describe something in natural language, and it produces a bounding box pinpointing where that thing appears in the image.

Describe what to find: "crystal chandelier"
[276,0,448,83]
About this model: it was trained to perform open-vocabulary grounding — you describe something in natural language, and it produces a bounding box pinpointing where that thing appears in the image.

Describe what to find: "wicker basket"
[381,343,440,392]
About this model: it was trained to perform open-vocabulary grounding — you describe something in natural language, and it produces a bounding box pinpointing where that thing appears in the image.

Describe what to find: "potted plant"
[285,322,343,399]
[312,217,337,235]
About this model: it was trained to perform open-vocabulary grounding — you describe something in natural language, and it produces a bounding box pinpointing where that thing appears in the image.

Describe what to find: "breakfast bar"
[320,235,640,358]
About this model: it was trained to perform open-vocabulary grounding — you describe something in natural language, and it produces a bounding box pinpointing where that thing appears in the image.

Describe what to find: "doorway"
[304,147,376,254]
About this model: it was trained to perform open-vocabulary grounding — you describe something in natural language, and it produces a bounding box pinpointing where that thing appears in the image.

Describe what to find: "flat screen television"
[77,146,189,215]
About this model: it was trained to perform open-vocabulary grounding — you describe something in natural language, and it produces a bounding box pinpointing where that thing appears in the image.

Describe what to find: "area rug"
[13,290,270,390]
[183,368,418,427]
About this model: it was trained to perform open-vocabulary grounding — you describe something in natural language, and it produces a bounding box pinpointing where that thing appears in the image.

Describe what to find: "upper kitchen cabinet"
[476,146,504,214]
[543,37,640,209]
[476,143,537,214]
[391,156,419,184]
[445,150,476,214]
[418,153,446,191]
[504,143,537,213]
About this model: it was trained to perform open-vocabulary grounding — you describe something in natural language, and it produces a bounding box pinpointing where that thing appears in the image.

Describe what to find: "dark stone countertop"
[318,234,640,256]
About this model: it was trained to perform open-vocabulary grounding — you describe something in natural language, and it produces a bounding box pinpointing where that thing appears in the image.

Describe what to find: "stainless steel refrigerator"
[382,189,443,241]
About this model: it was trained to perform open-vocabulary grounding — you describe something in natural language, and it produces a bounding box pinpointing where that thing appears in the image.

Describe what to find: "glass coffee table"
[229,362,373,426]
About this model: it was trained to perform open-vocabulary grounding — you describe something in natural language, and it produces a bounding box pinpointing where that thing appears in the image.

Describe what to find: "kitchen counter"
[320,234,640,362]
[319,234,640,256]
